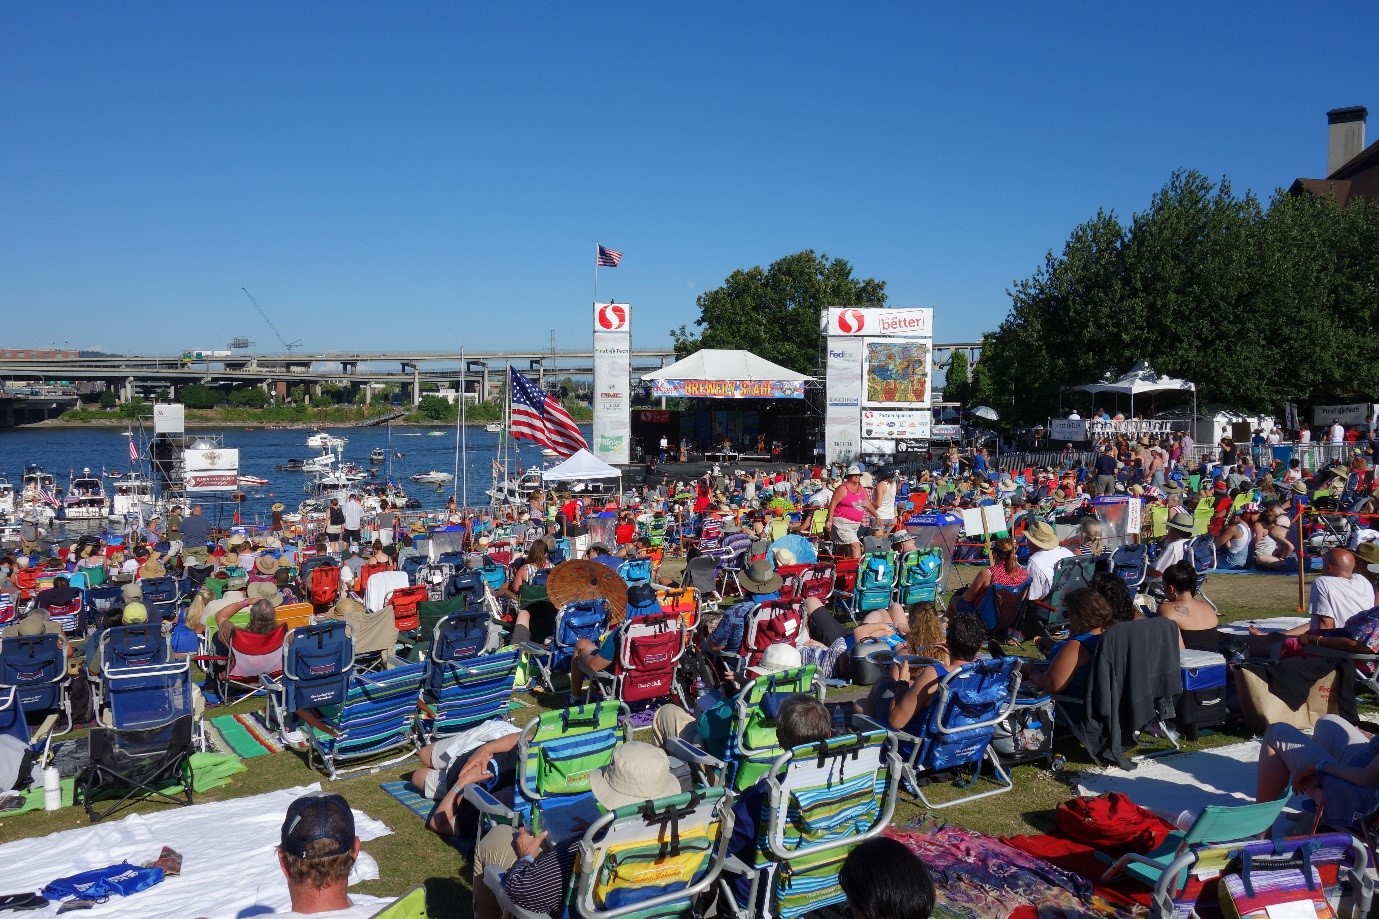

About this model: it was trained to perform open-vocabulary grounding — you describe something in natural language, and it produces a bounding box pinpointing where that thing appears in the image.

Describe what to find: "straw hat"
[272,502,285,512]
[254,554,280,576]
[1354,542,1379,573]
[773,547,797,566]
[1291,481,1309,495]
[247,581,283,606]
[1025,521,1059,551]
[736,560,784,595]
[587,742,681,811]
[1166,512,1196,534]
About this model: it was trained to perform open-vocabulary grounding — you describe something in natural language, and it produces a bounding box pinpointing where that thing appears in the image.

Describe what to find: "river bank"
[39,402,590,428]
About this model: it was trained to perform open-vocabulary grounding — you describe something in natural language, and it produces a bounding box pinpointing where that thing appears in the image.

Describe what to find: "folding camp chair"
[582,610,688,710]
[731,600,804,677]
[618,557,654,587]
[275,602,315,632]
[655,585,701,633]
[363,569,408,614]
[722,665,825,792]
[139,576,180,622]
[298,660,426,779]
[356,562,396,601]
[787,561,836,605]
[42,594,85,636]
[0,593,16,630]
[1111,543,1148,596]
[0,684,46,772]
[386,584,429,634]
[307,562,343,611]
[521,599,609,694]
[366,886,428,919]
[79,661,197,821]
[682,556,722,606]
[197,624,286,703]
[464,701,631,839]
[484,787,734,919]
[976,582,1029,635]
[896,547,944,605]
[0,633,72,738]
[1186,535,1218,609]
[419,640,521,740]
[264,621,355,736]
[415,561,454,602]
[891,656,1021,809]
[1026,555,1098,639]
[717,717,902,919]
[829,555,860,618]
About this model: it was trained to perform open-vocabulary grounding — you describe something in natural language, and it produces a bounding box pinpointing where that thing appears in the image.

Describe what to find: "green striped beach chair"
[724,665,825,792]
[720,717,901,919]
[299,659,426,780]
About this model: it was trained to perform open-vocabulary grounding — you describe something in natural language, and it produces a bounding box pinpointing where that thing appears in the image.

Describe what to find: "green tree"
[180,383,222,409]
[943,351,970,405]
[229,387,269,409]
[671,250,887,374]
[98,390,118,409]
[418,394,455,421]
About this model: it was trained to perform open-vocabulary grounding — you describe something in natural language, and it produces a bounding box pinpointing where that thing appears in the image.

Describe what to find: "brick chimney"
[1327,106,1367,176]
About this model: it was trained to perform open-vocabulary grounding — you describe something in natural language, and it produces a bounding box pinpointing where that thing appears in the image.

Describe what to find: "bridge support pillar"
[363,383,371,406]
[413,366,420,407]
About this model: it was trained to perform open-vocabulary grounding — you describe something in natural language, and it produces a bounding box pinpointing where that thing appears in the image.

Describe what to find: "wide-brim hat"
[272,503,285,512]
[747,642,803,676]
[255,554,280,576]
[845,463,864,477]
[1166,512,1196,534]
[737,560,783,594]
[588,741,682,811]
[227,535,247,549]
[1291,481,1309,495]
[1354,541,1379,573]
[891,530,916,547]
[1025,521,1059,551]
[247,581,283,605]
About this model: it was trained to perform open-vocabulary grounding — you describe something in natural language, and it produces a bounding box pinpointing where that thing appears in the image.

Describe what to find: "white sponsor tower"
[592,302,632,465]
[822,307,934,464]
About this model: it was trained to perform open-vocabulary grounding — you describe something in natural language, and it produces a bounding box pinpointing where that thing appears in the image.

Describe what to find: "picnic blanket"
[0,753,244,819]
[0,783,391,918]
[207,710,294,758]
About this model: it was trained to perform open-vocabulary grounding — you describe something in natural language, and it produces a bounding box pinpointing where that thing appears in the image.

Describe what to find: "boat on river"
[64,468,109,520]
[410,470,454,485]
[306,431,346,450]
[0,474,13,518]
[110,473,157,520]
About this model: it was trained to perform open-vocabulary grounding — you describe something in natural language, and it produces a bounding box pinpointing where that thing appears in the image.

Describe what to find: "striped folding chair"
[418,645,521,741]
[298,660,426,780]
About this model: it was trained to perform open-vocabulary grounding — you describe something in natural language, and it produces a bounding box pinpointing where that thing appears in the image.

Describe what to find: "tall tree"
[671,250,886,374]
[943,350,970,405]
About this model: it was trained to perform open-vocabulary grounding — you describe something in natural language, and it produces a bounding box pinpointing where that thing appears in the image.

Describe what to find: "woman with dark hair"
[1156,559,1220,651]
[839,836,936,919]
[1087,571,1137,624]
[946,537,1027,616]
[1023,587,1113,696]
[505,538,557,644]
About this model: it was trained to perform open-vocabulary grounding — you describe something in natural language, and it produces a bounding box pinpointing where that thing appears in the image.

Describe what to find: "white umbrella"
[971,406,999,421]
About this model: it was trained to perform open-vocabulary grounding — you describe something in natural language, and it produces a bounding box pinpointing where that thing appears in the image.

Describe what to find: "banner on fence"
[1312,403,1373,427]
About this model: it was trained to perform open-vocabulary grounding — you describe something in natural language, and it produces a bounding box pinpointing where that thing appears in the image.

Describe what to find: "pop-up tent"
[642,349,812,399]
[542,448,621,482]
[1067,360,1196,418]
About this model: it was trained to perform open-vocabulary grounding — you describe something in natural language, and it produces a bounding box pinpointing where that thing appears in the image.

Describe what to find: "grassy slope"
[0,566,1333,919]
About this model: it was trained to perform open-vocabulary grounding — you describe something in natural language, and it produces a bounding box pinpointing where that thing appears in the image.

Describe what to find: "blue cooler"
[1176,649,1228,739]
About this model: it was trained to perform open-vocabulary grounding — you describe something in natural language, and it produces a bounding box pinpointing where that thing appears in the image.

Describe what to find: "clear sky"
[3,3,1377,356]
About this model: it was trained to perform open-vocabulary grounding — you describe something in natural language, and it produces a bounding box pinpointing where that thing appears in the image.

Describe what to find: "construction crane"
[241,287,302,352]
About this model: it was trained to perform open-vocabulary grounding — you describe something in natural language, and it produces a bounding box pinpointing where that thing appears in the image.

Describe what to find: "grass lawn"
[0,565,1346,919]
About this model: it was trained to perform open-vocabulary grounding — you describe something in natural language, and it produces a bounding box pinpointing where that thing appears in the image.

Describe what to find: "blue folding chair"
[896,547,944,605]
[264,621,355,736]
[99,623,171,671]
[0,684,43,765]
[0,633,71,737]
[83,585,124,628]
[1112,543,1148,596]
[522,599,608,693]
[140,576,180,621]
[891,656,1021,809]
[853,551,898,616]
[431,607,489,662]
[79,661,196,820]
[619,558,653,587]
[298,660,426,780]
[420,645,521,740]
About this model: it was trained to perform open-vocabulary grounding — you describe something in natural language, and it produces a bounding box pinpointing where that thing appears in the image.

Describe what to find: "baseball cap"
[281,793,355,859]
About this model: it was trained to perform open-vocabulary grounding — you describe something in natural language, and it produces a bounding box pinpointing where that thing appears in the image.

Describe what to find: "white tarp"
[641,349,812,383]
[1068,360,1196,398]
[541,448,621,481]
[0,783,393,918]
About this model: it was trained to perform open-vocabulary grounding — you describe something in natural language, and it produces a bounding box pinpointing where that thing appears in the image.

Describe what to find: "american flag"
[39,486,61,509]
[508,366,587,458]
[596,244,622,267]
[128,436,139,464]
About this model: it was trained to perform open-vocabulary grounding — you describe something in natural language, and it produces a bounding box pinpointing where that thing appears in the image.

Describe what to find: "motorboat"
[20,464,57,521]
[306,431,346,450]
[0,474,13,517]
[277,458,307,471]
[64,468,109,520]
[427,431,446,437]
[238,475,269,487]
[370,447,385,464]
[110,473,157,519]
[485,422,503,433]
[301,453,337,474]
[487,469,543,506]
[410,470,455,485]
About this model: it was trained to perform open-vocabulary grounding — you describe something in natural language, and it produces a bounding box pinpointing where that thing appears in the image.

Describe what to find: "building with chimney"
[1290,106,1377,206]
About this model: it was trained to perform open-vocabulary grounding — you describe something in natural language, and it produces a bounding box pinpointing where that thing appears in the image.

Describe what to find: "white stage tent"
[1067,360,1197,418]
[641,349,812,399]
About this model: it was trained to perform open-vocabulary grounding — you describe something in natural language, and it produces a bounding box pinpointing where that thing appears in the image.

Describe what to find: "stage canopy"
[642,349,813,399]
[1066,360,1196,416]
[541,448,622,481]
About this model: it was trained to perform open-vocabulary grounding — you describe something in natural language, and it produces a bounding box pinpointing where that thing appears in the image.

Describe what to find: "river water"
[0,424,589,527]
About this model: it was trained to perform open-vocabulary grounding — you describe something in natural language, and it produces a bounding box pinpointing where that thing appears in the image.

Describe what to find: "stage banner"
[592,302,631,465]
[648,378,805,399]
[862,337,931,408]
[1049,419,1089,441]
[183,446,239,492]
[822,307,933,338]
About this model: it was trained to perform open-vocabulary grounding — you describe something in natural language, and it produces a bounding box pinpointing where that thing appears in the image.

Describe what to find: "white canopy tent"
[641,349,813,385]
[541,448,623,498]
[1067,360,1197,419]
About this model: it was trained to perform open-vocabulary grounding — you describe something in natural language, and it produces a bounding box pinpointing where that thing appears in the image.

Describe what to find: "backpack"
[897,548,943,604]
[308,564,341,609]
[857,553,896,591]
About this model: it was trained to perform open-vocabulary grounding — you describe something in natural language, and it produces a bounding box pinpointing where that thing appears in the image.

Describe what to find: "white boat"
[306,431,347,450]
[110,473,157,519]
[64,468,109,520]
[410,470,455,485]
[426,431,446,437]
[238,475,269,487]
[20,464,57,522]
[301,453,337,474]
[0,474,13,517]
[487,469,543,506]
[485,422,503,433]
[369,447,385,464]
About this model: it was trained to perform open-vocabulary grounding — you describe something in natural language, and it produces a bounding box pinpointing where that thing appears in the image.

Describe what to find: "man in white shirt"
[1025,522,1074,602]
[1306,548,1374,630]
[1329,422,1345,445]
[274,793,386,918]
[1299,427,1312,444]
[342,494,363,550]
[1149,513,1195,579]
[1067,410,1081,420]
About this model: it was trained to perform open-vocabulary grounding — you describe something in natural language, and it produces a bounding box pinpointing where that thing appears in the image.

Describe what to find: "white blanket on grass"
[1076,740,1307,830]
[0,784,393,918]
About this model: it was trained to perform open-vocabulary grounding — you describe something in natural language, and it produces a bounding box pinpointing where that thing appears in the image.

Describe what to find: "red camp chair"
[386,584,428,632]
[585,610,687,709]
[308,564,341,612]
[355,562,393,599]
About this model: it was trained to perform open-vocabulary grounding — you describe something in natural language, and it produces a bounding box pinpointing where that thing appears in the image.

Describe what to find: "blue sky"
[3,3,1377,356]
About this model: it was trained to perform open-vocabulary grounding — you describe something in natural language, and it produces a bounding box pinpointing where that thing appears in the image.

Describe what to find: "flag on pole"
[129,436,139,464]
[39,486,62,509]
[508,366,588,458]
[596,245,622,267]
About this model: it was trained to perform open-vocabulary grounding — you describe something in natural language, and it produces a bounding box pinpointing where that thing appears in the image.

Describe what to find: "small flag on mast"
[596,245,622,267]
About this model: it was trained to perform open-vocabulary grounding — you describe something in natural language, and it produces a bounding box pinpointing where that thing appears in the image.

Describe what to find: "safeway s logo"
[597,304,628,330]
[836,309,865,333]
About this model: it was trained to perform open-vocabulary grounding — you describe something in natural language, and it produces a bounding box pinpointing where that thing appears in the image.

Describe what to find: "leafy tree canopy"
[671,250,887,374]
[976,170,1379,423]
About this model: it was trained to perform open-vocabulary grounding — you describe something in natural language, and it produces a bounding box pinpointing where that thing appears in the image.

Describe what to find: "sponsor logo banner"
[1313,403,1371,427]
[861,409,931,440]
[186,472,238,492]
[592,330,630,464]
[823,307,933,337]
[593,302,631,332]
[183,448,240,472]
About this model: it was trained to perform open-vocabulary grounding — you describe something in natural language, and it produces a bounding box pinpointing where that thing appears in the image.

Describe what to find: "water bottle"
[43,765,61,811]
[831,705,846,734]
